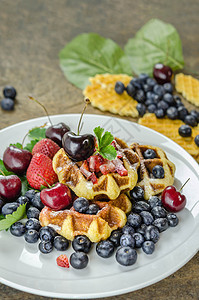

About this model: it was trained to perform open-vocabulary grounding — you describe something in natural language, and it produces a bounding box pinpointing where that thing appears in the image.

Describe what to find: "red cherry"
[0,175,22,202]
[153,63,173,84]
[161,185,186,212]
[3,146,32,175]
[40,182,72,210]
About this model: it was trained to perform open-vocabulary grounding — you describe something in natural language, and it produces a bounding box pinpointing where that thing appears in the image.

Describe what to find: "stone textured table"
[0,1,198,299]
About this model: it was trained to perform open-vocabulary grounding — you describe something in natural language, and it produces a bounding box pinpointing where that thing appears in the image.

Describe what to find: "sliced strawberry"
[56,254,69,268]
[80,160,92,179]
[112,158,128,176]
[90,172,98,184]
[99,161,116,175]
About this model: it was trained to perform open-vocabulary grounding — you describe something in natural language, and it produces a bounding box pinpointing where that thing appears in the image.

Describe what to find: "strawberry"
[112,158,128,176]
[32,138,60,160]
[26,153,58,190]
[99,161,116,175]
[56,254,69,268]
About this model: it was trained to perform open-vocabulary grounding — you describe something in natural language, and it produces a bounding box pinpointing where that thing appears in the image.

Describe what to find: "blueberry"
[148,196,162,209]
[178,125,192,137]
[163,83,173,94]
[109,229,122,247]
[153,84,164,97]
[96,240,114,258]
[167,213,179,227]
[130,186,144,201]
[163,93,174,106]
[174,96,183,107]
[151,206,167,218]
[132,201,150,213]
[135,90,145,103]
[152,165,164,178]
[178,106,188,121]
[130,78,142,90]
[153,218,169,232]
[122,225,135,236]
[157,100,169,111]
[136,103,146,117]
[72,235,92,253]
[3,86,17,99]
[116,246,137,266]
[24,229,39,243]
[194,135,199,147]
[26,207,40,219]
[140,211,154,225]
[142,241,155,254]
[120,233,135,248]
[31,192,44,211]
[1,98,14,111]
[139,73,149,83]
[0,198,4,213]
[146,78,156,88]
[25,189,37,202]
[70,252,89,269]
[10,222,26,237]
[145,98,156,106]
[147,104,157,113]
[86,203,100,215]
[54,235,69,251]
[143,149,156,159]
[39,226,57,242]
[184,115,198,127]
[127,213,142,228]
[39,241,53,254]
[144,225,160,243]
[155,108,165,118]
[115,81,125,94]
[2,202,19,217]
[25,218,41,231]
[143,84,152,93]
[136,224,147,235]
[146,91,154,100]
[126,83,136,97]
[153,94,161,103]
[190,110,199,123]
[16,195,30,206]
[166,106,178,120]
[73,197,89,213]
[133,232,145,248]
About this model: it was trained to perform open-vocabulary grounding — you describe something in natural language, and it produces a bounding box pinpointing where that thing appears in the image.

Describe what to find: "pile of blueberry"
[0,86,17,111]
[114,74,199,146]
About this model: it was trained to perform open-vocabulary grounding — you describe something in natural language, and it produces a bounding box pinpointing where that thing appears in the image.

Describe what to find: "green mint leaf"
[19,176,29,195]
[0,215,5,221]
[99,145,117,161]
[100,131,114,148]
[94,126,104,148]
[0,204,27,231]
[28,127,46,140]
[59,33,132,89]
[0,159,15,176]
[24,139,39,152]
[9,143,22,149]
[124,19,184,76]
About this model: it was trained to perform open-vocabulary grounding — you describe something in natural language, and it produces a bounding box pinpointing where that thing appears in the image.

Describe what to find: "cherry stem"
[28,96,53,126]
[21,131,29,149]
[179,178,190,193]
[37,174,51,188]
[77,98,90,135]
[0,169,6,176]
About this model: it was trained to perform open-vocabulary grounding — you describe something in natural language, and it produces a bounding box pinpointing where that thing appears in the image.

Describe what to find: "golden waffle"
[130,143,175,200]
[39,194,129,242]
[83,74,139,117]
[138,113,199,163]
[53,138,140,200]
[175,73,199,106]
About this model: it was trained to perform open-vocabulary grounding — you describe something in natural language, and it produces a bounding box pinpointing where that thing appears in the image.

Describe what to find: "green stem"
[77,98,90,135]
[28,96,52,126]
[0,169,6,176]
[179,178,190,193]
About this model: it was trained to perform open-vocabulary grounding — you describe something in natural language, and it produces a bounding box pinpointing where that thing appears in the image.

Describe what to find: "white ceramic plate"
[0,114,199,299]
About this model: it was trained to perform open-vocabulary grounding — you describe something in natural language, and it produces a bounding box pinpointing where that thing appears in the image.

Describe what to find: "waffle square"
[83,74,139,117]
[138,113,199,163]
[175,73,199,107]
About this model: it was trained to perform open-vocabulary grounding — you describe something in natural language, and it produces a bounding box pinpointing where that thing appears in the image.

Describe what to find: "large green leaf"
[124,19,184,76]
[59,33,132,89]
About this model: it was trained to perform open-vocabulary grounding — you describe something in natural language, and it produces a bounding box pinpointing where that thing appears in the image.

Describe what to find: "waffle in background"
[83,74,139,118]
[138,113,199,163]
[175,73,199,107]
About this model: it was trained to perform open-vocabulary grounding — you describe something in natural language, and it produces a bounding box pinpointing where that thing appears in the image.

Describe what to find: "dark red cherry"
[45,122,70,147]
[62,131,95,162]
[0,175,21,202]
[161,185,186,212]
[153,63,173,84]
[3,146,32,175]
